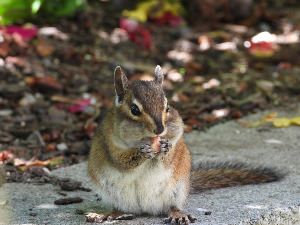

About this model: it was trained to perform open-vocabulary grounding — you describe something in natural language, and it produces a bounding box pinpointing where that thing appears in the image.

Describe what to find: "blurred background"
[0,0,300,177]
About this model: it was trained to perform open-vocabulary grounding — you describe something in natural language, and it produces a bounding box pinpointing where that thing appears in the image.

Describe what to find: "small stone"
[0,131,14,143]
[54,197,83,205]
[0,200,8,206]
[256,80,274,93]
[59,180,81,191]
[19,93,36,106]
[57,143,68,151]
[0,109,12,117]
[57,192,67,196]
[204,211,212,215]
[75,209,85,215]
[36,203,58,209]
[29,212,37,217]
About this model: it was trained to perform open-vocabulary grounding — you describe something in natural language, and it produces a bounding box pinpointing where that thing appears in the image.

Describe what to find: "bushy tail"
[191,162,283,193]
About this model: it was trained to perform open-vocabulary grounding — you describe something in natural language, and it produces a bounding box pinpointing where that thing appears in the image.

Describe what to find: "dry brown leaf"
[35,38,55,57]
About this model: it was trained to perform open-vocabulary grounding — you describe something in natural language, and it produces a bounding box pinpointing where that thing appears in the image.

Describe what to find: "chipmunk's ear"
[114,66,128,103]
[154,65,164,85]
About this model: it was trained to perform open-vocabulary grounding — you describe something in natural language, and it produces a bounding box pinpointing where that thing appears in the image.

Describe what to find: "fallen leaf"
[85,212,134,223]
[272,117,300,128]
[67,99,91,113]
[244,32,279,58]
[249,42,276,58]
[85,212,106,223]
[51,95,75,104]
[0,150,14,163]
[46,143,56,152]
[47,156,64,167]
[35,38,55,57]
[122,0,157,22]
[25,76,63,93]
[151,12,183,26]
[120,18,152,49]
[122,0,184,23]
[0,131,14,143]
[38,27,69,40]
[16,156,64,171]
[4,25,37,41]
[291,117,300,125]
[0,41,10,57]
[256,80,274,93]
[203,78,220,89]
[263,112,278,121]
[272,118,290,127]
[16,158,49,169]
[84,122,97,137]
[241,113,300,128]
[42,130,61,142]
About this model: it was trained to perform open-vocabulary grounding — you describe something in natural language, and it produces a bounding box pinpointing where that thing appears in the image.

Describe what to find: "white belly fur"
[95,160,187,215]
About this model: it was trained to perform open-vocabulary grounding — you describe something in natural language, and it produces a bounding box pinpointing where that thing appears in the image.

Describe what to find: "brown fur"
[163,138,191,183]
[88,107,148,176]
[131,80,166,130]
[191,162,283,193]
[88,65,282,223]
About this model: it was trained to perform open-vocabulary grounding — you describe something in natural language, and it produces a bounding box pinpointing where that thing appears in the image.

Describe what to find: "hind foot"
[164,207,196,225]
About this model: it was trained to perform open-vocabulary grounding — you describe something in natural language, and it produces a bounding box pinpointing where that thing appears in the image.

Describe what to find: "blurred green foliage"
[0,0,86,25]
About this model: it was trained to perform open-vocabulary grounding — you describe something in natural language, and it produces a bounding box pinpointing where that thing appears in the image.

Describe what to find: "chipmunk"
[88,65,281,224]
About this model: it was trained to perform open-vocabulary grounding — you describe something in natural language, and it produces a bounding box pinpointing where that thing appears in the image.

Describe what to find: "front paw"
[160,139,172,154]
[139,144,156,159]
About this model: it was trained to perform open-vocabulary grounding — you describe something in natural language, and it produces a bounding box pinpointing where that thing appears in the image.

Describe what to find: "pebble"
[0,109,12,117]
[29,212,37,217]
[19,93,36,106]
[54,197,83,205]
[57,143,68,151]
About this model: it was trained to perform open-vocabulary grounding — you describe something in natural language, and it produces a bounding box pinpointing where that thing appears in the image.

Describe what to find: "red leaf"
[120,18,152,49]
[68,99,91,113]
[151,12,183,27]
[0,150,14,163]
[248,41,276,57]
[25,76,63,92]
[3,25,37,41]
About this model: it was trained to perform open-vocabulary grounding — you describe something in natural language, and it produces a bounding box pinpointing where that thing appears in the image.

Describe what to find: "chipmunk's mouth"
[146,128,167,138]
[153,123,164,135]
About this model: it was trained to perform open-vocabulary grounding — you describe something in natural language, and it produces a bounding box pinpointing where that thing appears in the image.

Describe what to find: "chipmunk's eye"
[166,105,170,113]
[130,103,141,116]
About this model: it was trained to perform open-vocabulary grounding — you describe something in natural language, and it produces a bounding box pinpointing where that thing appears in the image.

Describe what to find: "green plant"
[0,0,86,25]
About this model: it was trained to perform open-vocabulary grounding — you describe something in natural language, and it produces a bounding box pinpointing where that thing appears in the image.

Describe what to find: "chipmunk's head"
[114,65,169,137]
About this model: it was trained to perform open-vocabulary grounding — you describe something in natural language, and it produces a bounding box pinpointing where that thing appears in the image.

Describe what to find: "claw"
[170,218,176,225]
[139,143,156,159]
[187,214,197,223]
[165,207,196,225]
[160,139,172,154]
[164,217,172,224]
[178,218,183,224]
[183,216,189,225]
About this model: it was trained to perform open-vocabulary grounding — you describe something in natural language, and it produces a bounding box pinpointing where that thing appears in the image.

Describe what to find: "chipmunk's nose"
[154,124,165,135]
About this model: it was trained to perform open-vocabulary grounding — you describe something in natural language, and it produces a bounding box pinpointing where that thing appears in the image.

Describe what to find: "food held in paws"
[150,136,161,153]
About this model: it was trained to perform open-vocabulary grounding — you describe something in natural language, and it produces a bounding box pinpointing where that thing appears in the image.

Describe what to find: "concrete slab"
[1,109,300,225]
